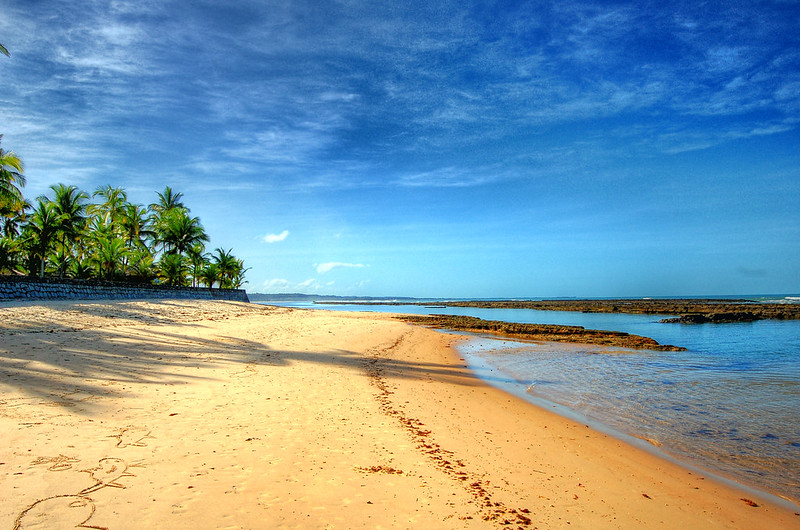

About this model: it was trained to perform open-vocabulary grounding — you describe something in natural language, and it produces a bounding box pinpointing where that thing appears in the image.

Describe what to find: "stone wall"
[0,276,249,303]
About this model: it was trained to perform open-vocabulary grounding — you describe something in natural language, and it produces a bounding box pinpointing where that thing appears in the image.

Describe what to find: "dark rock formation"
[397,314,686,351]
[660,312,759,324]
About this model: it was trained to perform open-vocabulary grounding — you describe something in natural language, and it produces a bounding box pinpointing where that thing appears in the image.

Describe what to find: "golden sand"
[1,300,797,528]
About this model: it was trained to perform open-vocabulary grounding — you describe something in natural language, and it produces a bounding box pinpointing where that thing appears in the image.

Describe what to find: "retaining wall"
[0,276,249,303]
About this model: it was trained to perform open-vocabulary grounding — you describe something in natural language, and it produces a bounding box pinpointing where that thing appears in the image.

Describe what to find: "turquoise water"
[261,301,800,505]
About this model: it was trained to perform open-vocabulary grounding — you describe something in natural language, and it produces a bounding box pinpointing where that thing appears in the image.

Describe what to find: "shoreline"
[2,300,798,528]
[455,336,800,512]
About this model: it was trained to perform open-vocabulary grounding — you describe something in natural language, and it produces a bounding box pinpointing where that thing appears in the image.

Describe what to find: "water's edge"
[455,333,800,511]
[259,301,800,509]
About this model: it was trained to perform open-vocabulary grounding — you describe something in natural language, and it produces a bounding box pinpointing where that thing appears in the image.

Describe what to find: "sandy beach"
[1,300,798,529]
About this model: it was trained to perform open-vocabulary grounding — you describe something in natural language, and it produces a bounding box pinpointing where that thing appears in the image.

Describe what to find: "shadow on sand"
[1,309,489,416]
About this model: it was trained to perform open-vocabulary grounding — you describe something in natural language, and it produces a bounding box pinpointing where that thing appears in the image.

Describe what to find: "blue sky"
[2,0,798,298]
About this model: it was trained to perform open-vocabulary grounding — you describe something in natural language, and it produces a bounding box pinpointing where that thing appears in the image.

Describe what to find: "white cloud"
[316,262,366,274]
[261,277,326,294]
[261,230,290,243]
[262,278,290,290]
[298,278,321,289]
[395,166,503,188]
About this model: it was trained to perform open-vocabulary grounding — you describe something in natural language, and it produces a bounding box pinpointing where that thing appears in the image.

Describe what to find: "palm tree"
[49,184,88,237]
[69,260,93,280]
[1,197,29,238]
[1,178,245,287]
[22,200,62,277]
[0,43,9,57]
[158,253,188,286]
[50,248,73,279]
[187,242,207,287]
[0,236,21,273]
[91,236,128,280]
[213,248,248,289]
[213,248,235,287]
[149,186,186,216]
[119,203,153,250]
[148,187,188,254]
[155,209,208,257]
[0,136,26,207]
[127,248,155,282]
[83,214,114,245]
[90,185,128,226]
[47,184,89,275]
[228,264,248,289]
[198,262,219,288]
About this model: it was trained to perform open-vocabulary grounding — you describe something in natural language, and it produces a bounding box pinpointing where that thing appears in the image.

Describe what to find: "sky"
[1,0,799,298]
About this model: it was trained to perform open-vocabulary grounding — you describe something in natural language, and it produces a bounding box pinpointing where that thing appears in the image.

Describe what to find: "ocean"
[258,298,800,506]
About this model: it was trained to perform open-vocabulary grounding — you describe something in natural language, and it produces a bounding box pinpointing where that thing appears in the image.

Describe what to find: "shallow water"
[457,332,800,505]
[263,301,800,504]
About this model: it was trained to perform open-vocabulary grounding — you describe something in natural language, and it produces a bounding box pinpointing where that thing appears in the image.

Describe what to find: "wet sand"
[1,300,798,528]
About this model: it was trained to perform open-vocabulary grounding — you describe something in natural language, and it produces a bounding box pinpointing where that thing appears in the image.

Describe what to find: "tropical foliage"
[0,142,247,288]
[1,136,26,206]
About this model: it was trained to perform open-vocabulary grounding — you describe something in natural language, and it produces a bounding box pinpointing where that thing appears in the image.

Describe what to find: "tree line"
[0,136,247,289]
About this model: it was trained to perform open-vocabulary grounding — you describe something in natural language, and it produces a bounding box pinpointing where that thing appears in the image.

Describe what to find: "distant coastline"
[417,299,800,322]
[251,294,800,322]
[247,292,420,303]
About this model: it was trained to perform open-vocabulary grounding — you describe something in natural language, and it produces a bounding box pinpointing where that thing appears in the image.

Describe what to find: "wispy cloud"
[4,0,797,199]
[262,278,290,290]
[297,278,327,292]
[316,262,366,274]
[261,230,290,243]
[261,277,331,293]
[394,166,505,188]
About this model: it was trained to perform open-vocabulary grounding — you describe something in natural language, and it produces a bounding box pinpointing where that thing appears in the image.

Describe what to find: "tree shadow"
[1,319,489,417]
[0,299,259,332]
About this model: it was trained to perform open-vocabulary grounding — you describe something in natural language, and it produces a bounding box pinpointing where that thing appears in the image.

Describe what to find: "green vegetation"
[0,139,247,288]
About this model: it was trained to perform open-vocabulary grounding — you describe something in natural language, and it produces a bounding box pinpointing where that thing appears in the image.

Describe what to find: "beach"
[1,300,798,529]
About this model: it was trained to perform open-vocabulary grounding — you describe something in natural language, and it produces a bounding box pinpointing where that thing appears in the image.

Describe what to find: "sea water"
[262,299,800,505]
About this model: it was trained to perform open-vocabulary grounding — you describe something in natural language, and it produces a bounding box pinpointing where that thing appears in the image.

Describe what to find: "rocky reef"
[397,314,686,351]
[426,299,800,322]
[658,311,760,324]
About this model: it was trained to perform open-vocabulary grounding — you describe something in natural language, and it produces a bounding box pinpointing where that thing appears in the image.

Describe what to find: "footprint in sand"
[13,495,107,530]
[80,457,141,494]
